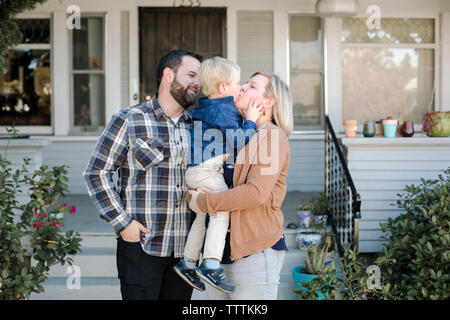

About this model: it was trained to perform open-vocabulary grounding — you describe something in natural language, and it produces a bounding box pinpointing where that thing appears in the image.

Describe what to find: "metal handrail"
[325,115,361,256]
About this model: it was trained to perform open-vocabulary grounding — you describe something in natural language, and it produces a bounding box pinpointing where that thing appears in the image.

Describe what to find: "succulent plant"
[303,241,333,275]
[422,111,450,137]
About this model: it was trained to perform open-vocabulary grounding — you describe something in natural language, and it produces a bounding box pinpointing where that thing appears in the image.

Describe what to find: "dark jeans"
[116,237,193,300]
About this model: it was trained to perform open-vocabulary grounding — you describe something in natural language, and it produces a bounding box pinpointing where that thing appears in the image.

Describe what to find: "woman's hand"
[187,190,206,215]
[186,187,217,216]
[196,187,217,216]
[243,97,263,123]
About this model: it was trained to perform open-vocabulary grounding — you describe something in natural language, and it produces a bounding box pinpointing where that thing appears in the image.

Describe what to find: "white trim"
[226,7,237,62]
[30,135,100,142]
[0,126,52,135]
[434,14,441,110]
[72,70,105,74]
[441,12,450,111]
[273,10,289,84]
[342,43,437,49]
[105,10,122,122]
[16,12,51,19]
[288,133,325,141]
[53,11,70,136]
[129,7,139,105]
[341,136,450,147]
[324,17,343,133]
[12,44,51,50]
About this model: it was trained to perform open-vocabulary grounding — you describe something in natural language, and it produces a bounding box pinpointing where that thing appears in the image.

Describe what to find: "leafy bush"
[0,134,82,300]
[375,168,450,300]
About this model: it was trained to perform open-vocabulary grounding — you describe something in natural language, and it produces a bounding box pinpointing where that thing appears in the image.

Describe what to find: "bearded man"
[83,49,202,300]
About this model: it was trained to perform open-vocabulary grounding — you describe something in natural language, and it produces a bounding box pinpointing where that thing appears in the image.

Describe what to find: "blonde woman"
[173,57,262,294]
[187,72,293,300]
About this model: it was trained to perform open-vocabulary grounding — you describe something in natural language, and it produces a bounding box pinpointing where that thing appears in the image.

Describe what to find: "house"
[1,0,450,257]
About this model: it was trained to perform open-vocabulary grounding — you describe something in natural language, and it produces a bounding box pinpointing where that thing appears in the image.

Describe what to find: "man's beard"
[170,77,198,109]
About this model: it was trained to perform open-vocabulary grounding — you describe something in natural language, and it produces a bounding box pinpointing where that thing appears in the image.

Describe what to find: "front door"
[139,7,226,102]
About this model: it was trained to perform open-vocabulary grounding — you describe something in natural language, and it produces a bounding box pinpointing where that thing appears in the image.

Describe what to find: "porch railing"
[325,115,361,257]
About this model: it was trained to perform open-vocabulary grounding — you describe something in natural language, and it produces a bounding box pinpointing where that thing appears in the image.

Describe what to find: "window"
[70,16,105,133]
[0,19,51,130]
[341,18,436,125]
[289,16,324,131]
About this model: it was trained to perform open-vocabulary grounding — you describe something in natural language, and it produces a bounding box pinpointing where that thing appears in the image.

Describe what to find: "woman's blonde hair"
[251,72,294,136]
[199,57,240,97]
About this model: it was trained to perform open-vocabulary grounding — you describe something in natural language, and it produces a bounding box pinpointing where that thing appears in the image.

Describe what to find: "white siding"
[342,137,450,252]
[237,11,274,82]
[286,138,325,192]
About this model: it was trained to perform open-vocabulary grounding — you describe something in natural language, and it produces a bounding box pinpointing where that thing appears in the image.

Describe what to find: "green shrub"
[375,167,450,300]
[0,131,82,300]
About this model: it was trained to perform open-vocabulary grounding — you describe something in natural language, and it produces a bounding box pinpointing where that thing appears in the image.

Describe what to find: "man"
[83,49,202,300]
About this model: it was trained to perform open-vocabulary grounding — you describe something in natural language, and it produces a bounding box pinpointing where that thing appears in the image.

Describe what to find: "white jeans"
[184,155,229,261]
[205,248,286,300]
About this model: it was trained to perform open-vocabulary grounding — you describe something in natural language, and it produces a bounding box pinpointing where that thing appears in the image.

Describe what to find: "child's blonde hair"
[199,57,240,97]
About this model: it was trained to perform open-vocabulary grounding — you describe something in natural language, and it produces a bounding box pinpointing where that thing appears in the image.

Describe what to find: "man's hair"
[156,49,203,88]
[199,56,240,97]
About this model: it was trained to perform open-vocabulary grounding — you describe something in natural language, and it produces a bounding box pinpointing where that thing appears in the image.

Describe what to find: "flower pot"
[296,232,322,249]
[297,210,311,229]
[292,264,337,300]
[382,119,398,138]
[344,120,358,138]
[313,214,328,227]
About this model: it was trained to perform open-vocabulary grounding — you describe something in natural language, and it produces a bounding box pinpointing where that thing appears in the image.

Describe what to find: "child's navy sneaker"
[173,260,205,291]
[196,261,235,293]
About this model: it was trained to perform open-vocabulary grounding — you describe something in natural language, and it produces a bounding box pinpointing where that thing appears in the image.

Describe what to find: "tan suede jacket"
[195,122,290,260]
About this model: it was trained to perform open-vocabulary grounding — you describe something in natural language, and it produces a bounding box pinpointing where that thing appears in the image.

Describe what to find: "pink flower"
[34,212,39,217]
[70,206,77,213]
[33,222,37,229]
[43,213,48,218]
[61,203,68,207]
[39,221,44,227]
[55,223,62,228]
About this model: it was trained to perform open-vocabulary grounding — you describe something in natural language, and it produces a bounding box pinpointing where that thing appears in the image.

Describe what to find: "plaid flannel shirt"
[83,96,193,257]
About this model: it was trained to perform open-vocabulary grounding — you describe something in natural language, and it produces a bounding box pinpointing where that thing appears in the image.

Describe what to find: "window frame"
[0,14,53,135]
[288,14,325,133]
[340,14,440,133]
[68,13,106,136]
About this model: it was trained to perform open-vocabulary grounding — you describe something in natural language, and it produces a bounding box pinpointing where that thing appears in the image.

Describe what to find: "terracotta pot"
[344,120,358,138]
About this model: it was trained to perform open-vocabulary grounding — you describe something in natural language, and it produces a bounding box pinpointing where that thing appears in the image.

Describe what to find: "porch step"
[30,231,304,300]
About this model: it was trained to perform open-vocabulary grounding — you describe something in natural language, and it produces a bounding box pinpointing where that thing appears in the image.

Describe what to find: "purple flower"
[61,203,68,208]
[70,206,77,213]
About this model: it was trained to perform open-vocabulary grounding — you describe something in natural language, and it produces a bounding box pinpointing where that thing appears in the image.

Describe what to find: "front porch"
[29,192,318,300]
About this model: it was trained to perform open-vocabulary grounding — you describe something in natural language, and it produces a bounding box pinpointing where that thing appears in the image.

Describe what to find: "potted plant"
[311,192,330,230]
[296,204,311,229]
[422,111,450,137]
[292,240,337,300]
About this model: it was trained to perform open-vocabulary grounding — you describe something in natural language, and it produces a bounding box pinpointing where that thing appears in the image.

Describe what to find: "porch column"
[441,12,450,111]
[53,11,70,136]
[324,17,343,133]
[105,9,122,121]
